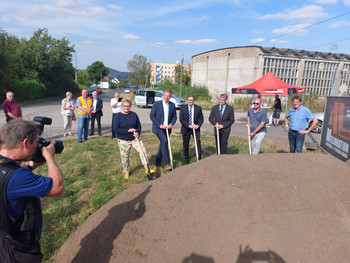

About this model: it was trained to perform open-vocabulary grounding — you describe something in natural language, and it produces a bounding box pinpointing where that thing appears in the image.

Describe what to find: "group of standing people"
[61,89,104,142]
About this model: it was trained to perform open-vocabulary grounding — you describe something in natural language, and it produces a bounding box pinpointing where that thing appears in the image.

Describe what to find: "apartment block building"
[150,62,191,85]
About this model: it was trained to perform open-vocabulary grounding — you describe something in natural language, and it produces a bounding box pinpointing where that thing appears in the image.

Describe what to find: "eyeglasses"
[253,103,260,105]
[122,105,131,108]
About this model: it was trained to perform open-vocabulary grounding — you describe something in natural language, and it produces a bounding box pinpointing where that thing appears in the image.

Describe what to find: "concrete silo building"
[191,46,350,99]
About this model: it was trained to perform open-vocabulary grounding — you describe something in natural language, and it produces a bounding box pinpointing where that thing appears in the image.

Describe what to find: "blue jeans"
[78,117,90,142]
[288,130,305,153]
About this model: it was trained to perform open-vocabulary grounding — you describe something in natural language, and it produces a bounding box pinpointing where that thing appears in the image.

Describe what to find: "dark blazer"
[93,97,103,117]
[180,104,204,135]
[150,100,177,134]
[209,104,235,133]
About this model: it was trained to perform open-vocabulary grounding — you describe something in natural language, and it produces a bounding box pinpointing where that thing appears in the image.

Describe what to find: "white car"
[135,89,185,109]
[309,112,324,133]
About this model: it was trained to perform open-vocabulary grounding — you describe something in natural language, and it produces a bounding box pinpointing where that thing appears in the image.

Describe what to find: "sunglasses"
[253,102,260,105]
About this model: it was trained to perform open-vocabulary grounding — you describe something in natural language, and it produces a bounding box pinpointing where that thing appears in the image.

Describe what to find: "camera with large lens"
[31,117,64,162]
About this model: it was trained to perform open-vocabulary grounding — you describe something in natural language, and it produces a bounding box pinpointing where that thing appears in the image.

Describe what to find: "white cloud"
[107,4,123,10]
[312,0,337,4]
[253,30,263,34]
[251,38,265,43]
[56,0,75,8]
[150,42,169,48]
[260,5,327,20]
[329,20,350,27]
[343,0,350,5]
[174,38,218,45]
[14,4,112,19]
[272,23,311,35]
[121,34,140,40]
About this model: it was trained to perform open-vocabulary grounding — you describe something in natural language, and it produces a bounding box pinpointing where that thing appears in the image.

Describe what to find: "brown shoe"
[155,165,161,170]
[165,164,172,170]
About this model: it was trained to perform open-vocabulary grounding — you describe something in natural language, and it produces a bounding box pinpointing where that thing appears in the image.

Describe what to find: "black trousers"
[214,129,230,154]
[111,113,118,138]
[182,129,201,163]
[90,113,102,135]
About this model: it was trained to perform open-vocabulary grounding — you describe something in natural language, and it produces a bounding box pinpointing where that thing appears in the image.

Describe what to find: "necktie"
[220,105,223,117]
[189,106,193,125]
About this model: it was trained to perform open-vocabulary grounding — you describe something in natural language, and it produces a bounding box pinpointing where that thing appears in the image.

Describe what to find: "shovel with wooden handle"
[134,132,156,180]
[216,125,221,155]
[247,125,252,155]
[192,128,199,161]
[166,128,173,170]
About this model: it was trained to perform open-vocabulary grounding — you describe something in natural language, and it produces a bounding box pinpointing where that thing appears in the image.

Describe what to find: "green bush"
[157,80,211,101]
[12,79,45,101]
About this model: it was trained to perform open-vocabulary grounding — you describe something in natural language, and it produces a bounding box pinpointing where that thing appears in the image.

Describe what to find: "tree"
[127,54,151,87]
[86,61,109,83]
[19,28,77,96]
[175,64,191,85]
[77,70,91,86]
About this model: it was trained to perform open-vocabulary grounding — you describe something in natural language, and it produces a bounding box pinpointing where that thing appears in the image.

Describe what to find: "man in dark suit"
[180,94,204,163]
[209,93,235,154]
[89,91,103,136]
[150,89,177,170]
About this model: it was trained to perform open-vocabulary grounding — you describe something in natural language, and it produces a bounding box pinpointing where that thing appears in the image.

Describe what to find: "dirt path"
[55,153,350,263]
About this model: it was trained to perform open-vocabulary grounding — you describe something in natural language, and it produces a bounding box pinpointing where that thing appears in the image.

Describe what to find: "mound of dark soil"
[55,153,350,263]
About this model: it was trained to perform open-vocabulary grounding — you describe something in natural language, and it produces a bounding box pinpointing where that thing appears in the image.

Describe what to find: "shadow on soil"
[182,252,215,263]
[70,185,151,263]
[236,245,285,263]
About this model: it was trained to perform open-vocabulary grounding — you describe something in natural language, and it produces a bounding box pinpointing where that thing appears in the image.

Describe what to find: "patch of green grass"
[38,133,303,262]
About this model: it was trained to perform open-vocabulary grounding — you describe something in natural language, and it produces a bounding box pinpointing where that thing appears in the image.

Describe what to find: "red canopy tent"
[231,71,305,95]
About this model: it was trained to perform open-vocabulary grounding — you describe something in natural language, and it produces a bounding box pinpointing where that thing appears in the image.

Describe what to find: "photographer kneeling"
[0,119,64,263]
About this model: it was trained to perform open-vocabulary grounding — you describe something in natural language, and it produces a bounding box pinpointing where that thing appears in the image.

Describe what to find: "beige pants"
[63,115,72,135]
[118,138,149,172]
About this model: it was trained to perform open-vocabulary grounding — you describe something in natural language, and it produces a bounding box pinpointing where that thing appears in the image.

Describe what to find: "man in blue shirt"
[285,96,318,153]
[0,119,64,262]
[247,98,267,154]
[150,90,177,170]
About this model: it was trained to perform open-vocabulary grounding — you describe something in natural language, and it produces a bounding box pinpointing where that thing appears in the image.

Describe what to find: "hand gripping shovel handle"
[166,128,173,170]
[216,125,221,156]
[193,128,199,161]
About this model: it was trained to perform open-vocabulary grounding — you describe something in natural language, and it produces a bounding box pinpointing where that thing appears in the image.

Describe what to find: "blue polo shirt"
[247,108,267,133]
[286,106,315,131]
[6,168,53,238]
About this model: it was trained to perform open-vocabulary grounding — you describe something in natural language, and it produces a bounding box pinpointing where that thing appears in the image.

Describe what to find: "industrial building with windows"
[191,46,350,98]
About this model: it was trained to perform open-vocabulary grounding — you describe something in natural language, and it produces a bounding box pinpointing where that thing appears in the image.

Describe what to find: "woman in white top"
[61,91,75,136]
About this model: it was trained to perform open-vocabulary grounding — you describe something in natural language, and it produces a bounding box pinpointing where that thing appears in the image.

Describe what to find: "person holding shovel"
[113,98,150,179]
[180,94,204,163]
[209,93,235,155]
[247,98,267,155]
[150,89,177,170]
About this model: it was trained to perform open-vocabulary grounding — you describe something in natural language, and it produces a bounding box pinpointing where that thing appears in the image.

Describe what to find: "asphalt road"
[0,90,321,147]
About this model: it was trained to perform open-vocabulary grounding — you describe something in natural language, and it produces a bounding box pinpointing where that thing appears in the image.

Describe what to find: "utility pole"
[145,75,147,89]
[180,54,184,97]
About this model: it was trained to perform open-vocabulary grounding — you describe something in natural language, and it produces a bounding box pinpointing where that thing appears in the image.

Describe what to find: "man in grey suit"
[209,93,235,154]
[180,94,204,163]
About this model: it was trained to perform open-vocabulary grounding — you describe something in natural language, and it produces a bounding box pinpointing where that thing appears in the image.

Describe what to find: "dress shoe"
[89,133,94,136]
[165,164,172,170]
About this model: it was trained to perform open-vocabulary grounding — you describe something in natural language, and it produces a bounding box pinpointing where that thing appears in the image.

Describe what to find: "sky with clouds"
[1,0,350,71]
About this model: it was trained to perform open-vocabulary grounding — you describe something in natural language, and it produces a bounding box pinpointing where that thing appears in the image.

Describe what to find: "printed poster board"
[320,96,350,162]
